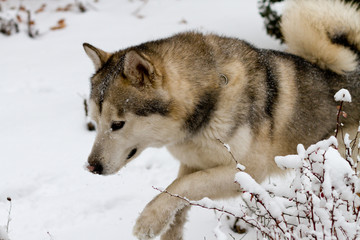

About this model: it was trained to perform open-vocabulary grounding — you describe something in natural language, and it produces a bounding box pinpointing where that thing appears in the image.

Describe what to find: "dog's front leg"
[133,188,188,240]
[160,164,196,240]
[133,164,239,240]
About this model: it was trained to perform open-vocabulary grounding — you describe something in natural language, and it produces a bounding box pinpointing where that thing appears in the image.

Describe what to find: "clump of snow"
[223,143,231,152]
[235,172,286,221]
[306,136,338,153]
[275,154,302,170]
[236,163,246,171]
[334,89,352,102]
[0,10,17,22]
[195,197,217,209]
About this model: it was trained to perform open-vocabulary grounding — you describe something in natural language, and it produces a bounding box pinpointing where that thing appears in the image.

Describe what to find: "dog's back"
[281,0,360,144]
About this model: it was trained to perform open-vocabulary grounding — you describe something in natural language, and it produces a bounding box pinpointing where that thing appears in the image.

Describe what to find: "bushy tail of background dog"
[281,0,360,74]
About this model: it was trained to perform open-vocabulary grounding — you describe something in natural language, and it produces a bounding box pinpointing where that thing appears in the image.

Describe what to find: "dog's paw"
[133,206,174,240]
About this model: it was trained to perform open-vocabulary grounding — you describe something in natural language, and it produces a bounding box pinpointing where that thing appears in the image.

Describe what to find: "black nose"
[88,162,103,175]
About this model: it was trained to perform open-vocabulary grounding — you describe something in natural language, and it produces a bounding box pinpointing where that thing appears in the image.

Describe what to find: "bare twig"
[47,231,54,240]
[132,0,149,19]
[335,101,344,138]
[6,197,12,234]
[153,186,275,240]
[79,94,96,131]
[217,139,238,165]
[83,98,95,131]
[27,10,39,38]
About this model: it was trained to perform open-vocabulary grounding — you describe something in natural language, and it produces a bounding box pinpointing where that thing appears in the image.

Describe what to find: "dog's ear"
[123,50,155,88]
[83,43,110,71]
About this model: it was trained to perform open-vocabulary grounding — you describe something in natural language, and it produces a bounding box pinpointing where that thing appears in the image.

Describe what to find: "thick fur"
[83,0,360,239]
[281,0,360,74]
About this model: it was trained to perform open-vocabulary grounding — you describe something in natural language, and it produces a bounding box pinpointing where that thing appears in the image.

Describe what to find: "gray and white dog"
[83,0,360,239]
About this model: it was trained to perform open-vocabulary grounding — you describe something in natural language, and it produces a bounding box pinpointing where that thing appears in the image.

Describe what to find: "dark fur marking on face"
[184,91,219,135]
[134,98,171,117]
[91,54,126,113]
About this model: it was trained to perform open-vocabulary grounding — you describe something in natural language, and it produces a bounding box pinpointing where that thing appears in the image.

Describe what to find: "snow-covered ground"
[0,1,281,239]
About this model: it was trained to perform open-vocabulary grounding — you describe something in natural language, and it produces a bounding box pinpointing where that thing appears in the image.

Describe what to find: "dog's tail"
[281,0,360,74]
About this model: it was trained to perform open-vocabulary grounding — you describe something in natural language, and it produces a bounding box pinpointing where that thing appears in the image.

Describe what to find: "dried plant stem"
[26,10,39,38]
[335,101,344,138]
[80,94,95,131]
[132,0,149,18]
[83,98,89,117]
[6,197,12,234]
[217,139,238,164]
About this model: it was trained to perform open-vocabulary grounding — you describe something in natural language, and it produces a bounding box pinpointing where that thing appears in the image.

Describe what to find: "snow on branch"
[0,10,18,36]
[334,89,351,138]
[334,89,352,103]
[153,187,277,240]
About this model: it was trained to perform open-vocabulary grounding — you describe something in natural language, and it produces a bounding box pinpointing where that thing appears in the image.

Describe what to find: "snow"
[236,163,246,171]
[235,172,285,219]
[334,88,352,102]
[275,154,302,170]
[0,226,10,240]
[0,1,280,240]
[213,221,227,240]
[224,143,231,152]
[0,9,16,21]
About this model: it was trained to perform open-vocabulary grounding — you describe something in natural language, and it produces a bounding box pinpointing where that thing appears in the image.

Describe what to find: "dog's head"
[83,43,185,175]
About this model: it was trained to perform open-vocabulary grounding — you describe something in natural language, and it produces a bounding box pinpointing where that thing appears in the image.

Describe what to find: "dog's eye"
[111,121,125,131]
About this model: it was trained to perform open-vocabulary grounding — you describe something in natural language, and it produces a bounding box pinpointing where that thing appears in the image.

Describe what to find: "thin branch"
[335,101,344,138]
[217,139,238,164]
[132,0,149,19]
[153,186,275,240]
[6,197,12,233]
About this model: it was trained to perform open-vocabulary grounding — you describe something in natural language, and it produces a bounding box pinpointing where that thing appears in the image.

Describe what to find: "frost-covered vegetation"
[163,138,360,239]
[0,0,95,38]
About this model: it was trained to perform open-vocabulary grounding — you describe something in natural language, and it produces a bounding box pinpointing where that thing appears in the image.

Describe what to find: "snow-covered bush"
[0,1,96,38]
[167,138,360,240]
[239,137,360,239]
[0,10,19,36]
